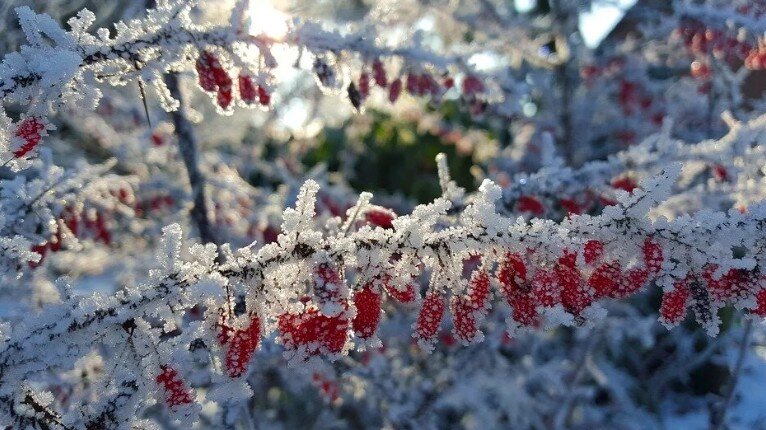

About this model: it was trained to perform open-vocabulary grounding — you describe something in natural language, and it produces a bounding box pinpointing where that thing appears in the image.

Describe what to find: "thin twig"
[711,319,753,430]
[163,72,219,247]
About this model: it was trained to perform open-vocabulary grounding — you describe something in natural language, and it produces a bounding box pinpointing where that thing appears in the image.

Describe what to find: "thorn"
[138,79,152,128]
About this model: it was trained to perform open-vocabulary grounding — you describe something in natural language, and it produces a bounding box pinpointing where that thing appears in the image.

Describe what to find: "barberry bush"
[2,0,766,428]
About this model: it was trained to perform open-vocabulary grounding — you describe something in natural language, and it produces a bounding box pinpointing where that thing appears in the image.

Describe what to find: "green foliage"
[304,109,478,203]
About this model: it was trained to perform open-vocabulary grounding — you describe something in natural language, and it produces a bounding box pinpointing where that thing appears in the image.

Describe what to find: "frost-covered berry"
[195,51,218,92]
[516,196,545,217]
[557,263,591,314]
[753,289,766,317]
[358,70,370,99]
[588,261,622,298]
[613,267,648,298]
[223,313,261,378]
[278,306,349,358]
[156,365,193,408]
[384,277,418,303]
[702,266,755,303]
[611,176,638,193]
[451,296,479,344]
[389,78,402,103]
[468,269,491,311]
[364,206,396,229]
[414,292,446,348]
[372,59,387,87]
[217,86,233,109]
[509,294,539,327]
[451,270,491,344]
[531,268,560,307]
[238,74,257,104]
[583,240,604,265]
[642,238,663,275]
[352,284,381,339]
[13,116,47,158]
[257,85,271,106]
[313,263,344,313]
[498,252,527,299]
[660,280,690,327]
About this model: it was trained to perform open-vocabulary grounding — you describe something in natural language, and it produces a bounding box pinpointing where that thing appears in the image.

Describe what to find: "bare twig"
[164,72,218,246]
[711,319,753,430]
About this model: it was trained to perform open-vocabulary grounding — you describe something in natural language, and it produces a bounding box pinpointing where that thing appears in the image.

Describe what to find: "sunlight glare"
[249,0,289,40]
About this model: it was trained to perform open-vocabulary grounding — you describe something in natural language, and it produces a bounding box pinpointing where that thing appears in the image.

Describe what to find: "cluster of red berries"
[580,59,664,131]
[238,74,271,106]
[346,59,485,115]
[195,50,270,110]
[134,194,174,218]
[12,116,47,158]
[277,265,419,360]
[217,310,262,378]
[660,265,763,327]
[500,239,660,326]
[450,269,491,344]
[30,208,111,267]
[675,18,752,61]
[156,365,193,409]
[512,175,640,218]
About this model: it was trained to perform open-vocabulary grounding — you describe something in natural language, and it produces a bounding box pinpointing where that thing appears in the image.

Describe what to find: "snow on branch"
[0,0,499,169]
[1,155,765,427]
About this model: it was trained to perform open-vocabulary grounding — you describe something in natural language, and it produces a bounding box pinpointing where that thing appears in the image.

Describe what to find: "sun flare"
[249,0,289,39]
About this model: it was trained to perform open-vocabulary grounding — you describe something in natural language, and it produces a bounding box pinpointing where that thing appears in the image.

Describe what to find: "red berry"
[195,51,218,92]
[712,164,728,182]
[517,195,545,217]
[588,261,622,298]
[642,237,663,275]
[278,305,349,357]
[451,295,480,343]
[156,365,193,408]
[224,314,261,378]
[498,252,527,300]
[753,288,766,317]
[217,86,233,110]
[557,263,591,314]
[509,294,539,327]
[660,280,690,326]
[583,240,604,265]
[238,74,257,104]
[468,269,491,311]
[559,197,583,215]
[364,206,396,229]
[531,268,560,307]
[372,60,387,87]
[384,277,418,303]
[257,85,271,106]
[358,71,370,98]
[313,263,344,309]
[13,116,46,158]
[414,292,446,346]
[352,284,381,339]
[388,78,402,103]
[613,267,648,298]
[612,176,638,193]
